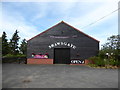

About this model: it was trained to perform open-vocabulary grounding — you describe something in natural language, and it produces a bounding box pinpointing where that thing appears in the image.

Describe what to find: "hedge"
[88,56,119,67]
[2,57,27,64]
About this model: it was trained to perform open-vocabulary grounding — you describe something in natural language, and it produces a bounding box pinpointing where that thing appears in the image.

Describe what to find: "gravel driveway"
[2,64,118,88]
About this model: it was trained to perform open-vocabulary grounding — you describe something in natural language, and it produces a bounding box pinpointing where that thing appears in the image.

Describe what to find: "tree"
[101,35,120,60]
[9,30,20,55]
[2,32,9,56]
[102,35,120,50]
[19,39,27,55]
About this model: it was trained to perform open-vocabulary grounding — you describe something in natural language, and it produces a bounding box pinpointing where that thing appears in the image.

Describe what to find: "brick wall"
[27,59,93,65]
[70,59,93,65]
[85,59,94,64]
[27,58,53,64]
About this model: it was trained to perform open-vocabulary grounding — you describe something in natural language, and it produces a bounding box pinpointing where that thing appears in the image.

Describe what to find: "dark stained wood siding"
[27,21,99,60]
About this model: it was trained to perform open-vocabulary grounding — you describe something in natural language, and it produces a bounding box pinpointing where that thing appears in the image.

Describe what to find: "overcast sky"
[1,0,119,48]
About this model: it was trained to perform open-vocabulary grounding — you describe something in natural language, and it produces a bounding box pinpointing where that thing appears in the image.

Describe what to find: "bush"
[108,59,115,66]
[2,54,27,64]
[116,60,120,66]
[103,59,119,66]
[3,54,26,58]
[88,56,119,67]
[2,57,27,64]
[88,64,97,67]
[98,50,106,59]
[109,59,119,66]
[88,56,105,67]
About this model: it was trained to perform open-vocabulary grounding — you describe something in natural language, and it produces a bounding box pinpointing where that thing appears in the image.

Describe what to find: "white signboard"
[48,42,76,49]
[71,60,85,64]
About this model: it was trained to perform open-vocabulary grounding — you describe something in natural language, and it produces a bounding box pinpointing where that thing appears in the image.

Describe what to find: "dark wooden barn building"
[27,21,99,64]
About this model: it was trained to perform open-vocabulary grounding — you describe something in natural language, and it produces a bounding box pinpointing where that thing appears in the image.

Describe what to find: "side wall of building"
[27,23,99,60]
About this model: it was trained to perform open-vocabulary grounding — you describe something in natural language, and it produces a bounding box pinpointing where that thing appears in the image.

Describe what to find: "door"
[54,48,70,64]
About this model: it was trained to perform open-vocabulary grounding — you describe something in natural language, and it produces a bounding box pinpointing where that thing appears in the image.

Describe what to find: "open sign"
[71,60,85,64]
